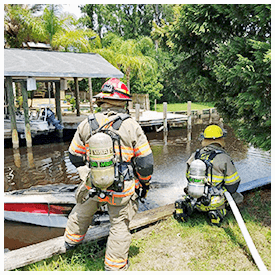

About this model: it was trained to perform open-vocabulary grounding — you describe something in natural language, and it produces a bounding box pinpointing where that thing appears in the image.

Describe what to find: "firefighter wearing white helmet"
[174,125,241,225]
[64,78,154,271]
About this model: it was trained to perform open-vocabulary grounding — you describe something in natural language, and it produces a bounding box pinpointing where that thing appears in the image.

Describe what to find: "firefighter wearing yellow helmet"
[64,78,154,271]
[174,125,241,226]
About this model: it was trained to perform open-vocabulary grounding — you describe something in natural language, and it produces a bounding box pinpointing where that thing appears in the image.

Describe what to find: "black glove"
[139,182,150,199]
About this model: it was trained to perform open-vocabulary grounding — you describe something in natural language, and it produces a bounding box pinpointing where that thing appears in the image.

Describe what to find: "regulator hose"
[224,191,267,271]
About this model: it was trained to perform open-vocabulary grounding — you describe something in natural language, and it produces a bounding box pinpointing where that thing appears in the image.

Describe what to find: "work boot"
[64,241,78,251]
[208,209,226,226]
[174,199,189,222]
[231,192,244,204]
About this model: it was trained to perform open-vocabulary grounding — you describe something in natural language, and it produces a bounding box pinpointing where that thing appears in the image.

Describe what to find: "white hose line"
[224,191,267,271]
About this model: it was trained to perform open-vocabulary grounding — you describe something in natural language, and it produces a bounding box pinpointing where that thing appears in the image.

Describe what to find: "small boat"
[4,184,109,228]
[4,105,63,139]
[4,177,270,228]
[4,184,77,228]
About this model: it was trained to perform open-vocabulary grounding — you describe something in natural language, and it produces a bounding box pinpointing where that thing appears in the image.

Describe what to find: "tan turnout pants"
[64,178,139,271]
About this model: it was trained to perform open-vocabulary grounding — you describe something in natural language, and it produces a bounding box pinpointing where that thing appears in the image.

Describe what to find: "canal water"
[4,123,271,250]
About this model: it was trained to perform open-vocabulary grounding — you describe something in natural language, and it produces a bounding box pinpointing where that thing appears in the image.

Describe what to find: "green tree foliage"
[168,4,271,150]
[80,4,174,40]
[4,4,270,150]
[4,4,46,48]
[95,34,162,101]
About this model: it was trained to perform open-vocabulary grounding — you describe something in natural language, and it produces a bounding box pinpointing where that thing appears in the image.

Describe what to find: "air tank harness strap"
[88,113,131,133]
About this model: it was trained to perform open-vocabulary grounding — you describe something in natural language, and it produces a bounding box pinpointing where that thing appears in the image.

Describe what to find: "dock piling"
[88,78,93,113]
[187,101,192,141]
[5,77,19,149]
[55,81,63,138]
[74,77,80,116]
[21,80,32,148]
[163,102,168,145]
[135,104,140,122]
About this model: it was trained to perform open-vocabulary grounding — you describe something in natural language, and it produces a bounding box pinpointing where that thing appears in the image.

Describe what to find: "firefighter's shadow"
[221,214,252,254]
[222,225,249,254]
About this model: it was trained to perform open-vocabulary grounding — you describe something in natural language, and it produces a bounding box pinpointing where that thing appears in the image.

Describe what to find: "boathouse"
[4,48,124,148]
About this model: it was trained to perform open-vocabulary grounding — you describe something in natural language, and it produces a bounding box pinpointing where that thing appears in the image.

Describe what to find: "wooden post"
[55,81,63,138]
[74,77,80,116]
[135,103,140,122]
[55,81,62,123]
[5,77,19,149]
[187,101,192,129]
[21,80,32,148]
[145,94,150,110]
[197,109,203,124]
[187,101,192,141]
[209,108,213,124]
[88,77,93,113]
[163,102,168,132]
[47,82,51,105]
[163,102,168,145]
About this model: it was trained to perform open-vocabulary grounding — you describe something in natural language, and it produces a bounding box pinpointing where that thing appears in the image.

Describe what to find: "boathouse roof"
[4,48,124,80]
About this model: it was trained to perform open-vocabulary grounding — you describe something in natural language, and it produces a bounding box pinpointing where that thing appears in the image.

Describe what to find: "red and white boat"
[4,184,77,228]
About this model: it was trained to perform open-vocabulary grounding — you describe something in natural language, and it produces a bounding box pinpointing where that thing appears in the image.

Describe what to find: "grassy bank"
[18,188,271,271]
[155,102,215,112]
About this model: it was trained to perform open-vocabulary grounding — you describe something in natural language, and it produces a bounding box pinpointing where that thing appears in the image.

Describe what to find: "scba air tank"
[188,159,207,198]
[89,132,115,190]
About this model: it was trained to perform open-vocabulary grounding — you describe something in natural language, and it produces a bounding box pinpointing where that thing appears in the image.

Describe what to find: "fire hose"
[224,191,267,271]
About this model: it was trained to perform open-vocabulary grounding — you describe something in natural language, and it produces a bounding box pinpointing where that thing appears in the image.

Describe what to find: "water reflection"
[4,143,80,192]
[4,124,271,199]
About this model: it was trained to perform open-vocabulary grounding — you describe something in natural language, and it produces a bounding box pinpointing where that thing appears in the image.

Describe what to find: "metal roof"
[4,48,124,80]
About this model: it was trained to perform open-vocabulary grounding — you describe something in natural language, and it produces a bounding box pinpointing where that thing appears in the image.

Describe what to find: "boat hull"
[4,203,74,228]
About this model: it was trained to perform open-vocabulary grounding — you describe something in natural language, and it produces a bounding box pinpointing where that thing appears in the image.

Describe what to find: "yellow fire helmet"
[203,125,224,140]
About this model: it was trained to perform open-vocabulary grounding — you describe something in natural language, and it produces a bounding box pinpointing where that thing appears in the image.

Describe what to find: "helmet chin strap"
[101,107,127,114]
[96,99,128,113]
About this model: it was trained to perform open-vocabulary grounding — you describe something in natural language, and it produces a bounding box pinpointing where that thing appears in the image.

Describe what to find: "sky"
[62,4,83,19]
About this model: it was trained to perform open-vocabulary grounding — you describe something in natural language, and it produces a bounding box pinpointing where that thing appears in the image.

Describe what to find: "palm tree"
[4,4,46,48]
[4,4,98,51]
[96,34,157,91]
[51,29,101,52]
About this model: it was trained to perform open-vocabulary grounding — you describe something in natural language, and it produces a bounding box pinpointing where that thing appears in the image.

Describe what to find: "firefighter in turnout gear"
[64,78,154,271]
[174,125,241,226]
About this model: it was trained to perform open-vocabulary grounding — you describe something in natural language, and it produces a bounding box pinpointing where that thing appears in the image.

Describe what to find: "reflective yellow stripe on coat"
[134,142,151,157]
[69,139,86,155]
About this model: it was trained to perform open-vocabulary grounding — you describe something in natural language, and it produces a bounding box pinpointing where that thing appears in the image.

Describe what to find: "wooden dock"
[61,110,189,130]
[4,103,218,141]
